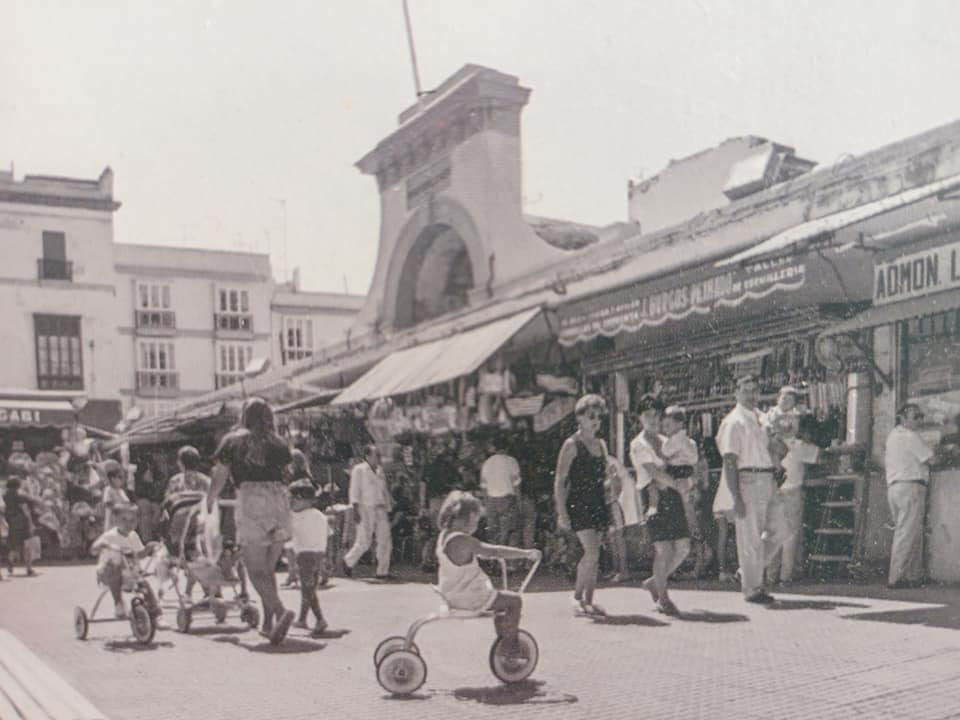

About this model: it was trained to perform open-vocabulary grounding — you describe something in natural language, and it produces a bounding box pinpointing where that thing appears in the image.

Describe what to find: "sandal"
[642,577,660,604]
[269,610,295,645]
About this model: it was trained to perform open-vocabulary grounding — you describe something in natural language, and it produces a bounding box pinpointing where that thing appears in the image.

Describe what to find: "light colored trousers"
[887,482,926,585]
[344,505,392,576]
[735,471,776,597]
[765,488,804,582]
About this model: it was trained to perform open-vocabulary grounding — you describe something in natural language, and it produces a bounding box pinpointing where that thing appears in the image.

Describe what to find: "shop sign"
[558,256,806,346]
[0,407,45,425]
[874,240,960,306]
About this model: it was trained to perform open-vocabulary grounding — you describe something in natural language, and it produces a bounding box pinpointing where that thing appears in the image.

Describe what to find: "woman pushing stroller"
[207,397,296,645]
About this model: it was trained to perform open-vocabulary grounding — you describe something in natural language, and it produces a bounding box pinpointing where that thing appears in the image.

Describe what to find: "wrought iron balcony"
[37,258,73,281]
[135,309,177,333]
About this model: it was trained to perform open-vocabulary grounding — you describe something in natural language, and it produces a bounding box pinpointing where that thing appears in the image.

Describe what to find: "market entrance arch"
[394,223,475,328]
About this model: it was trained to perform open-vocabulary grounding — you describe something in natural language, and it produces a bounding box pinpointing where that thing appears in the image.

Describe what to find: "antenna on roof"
[402,0,426,112]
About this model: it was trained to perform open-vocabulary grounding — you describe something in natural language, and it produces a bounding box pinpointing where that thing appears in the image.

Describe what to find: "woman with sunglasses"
[555,394,611,617]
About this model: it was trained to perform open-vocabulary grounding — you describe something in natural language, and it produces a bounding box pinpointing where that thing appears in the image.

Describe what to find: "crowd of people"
[2,377,937,646]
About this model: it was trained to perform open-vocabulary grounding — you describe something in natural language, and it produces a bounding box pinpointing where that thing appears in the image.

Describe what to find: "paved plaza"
[3,565,960,719]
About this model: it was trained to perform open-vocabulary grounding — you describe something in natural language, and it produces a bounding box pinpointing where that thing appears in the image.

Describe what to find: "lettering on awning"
[0,408,43,424]
[874,240,960,306]
[558,256,806,346]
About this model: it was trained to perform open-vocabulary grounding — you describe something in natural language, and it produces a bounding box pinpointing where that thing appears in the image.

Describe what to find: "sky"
[5,1,960,295]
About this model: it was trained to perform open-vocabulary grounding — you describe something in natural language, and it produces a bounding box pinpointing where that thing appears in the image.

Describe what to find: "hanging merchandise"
[463,384,477,409]
[536,373,579,395]
[504,394,545,418]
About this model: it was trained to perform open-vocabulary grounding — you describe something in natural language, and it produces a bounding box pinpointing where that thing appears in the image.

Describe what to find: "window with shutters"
[215,288,253,333]
[34,314,83,389]
[216,343,254,388]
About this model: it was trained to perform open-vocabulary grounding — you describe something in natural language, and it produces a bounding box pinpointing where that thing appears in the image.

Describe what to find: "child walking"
[289,480,329,637]
[101,460,130,531]
[90,503,159,619]
[436,491,540,657]
[3,478,37,577]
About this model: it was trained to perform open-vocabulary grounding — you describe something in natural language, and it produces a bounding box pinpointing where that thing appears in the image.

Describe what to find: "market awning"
[333,308,543,405]
[0,399,76,428]
[821,287,960,337]
[718,173,960,267]
[275,389,341,414]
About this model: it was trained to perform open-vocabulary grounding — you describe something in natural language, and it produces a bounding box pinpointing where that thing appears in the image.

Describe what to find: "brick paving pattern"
[2,565,960,720]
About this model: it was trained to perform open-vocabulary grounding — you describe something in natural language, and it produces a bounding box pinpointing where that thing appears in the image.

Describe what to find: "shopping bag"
[24,535,42,562]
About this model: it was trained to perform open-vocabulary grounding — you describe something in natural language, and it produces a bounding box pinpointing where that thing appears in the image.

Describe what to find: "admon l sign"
[874,240,960,306]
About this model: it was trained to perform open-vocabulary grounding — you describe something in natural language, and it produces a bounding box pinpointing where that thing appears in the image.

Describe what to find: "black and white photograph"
[3,2,960,718]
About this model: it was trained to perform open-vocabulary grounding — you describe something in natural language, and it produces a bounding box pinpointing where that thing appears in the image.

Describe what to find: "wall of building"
[0,194,122,405]
[114,244,274,414]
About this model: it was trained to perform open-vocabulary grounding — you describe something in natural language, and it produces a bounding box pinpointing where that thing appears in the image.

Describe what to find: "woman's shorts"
[236,482,292,548]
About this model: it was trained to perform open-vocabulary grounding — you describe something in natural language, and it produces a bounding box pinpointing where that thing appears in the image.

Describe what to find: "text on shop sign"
[558,257,806,346]
[0,408,42,424]
[874,240,960,305]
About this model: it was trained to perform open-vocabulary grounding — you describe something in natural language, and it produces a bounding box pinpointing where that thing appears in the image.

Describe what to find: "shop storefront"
[821,231,960,581]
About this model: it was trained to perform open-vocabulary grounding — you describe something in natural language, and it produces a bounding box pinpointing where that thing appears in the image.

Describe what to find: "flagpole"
[402,0,425,110]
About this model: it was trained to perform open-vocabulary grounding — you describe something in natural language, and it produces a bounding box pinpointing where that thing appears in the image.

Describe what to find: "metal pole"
[402,0,425,107]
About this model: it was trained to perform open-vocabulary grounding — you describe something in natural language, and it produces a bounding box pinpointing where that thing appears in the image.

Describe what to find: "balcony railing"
[214,313,254,334]
[136,370,180,396]
[37,258,73,281]
[215,373,244,390]
[135,309,176,332]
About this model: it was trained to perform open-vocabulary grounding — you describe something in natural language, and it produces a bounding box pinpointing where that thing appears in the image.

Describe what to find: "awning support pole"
[844,331,893,390]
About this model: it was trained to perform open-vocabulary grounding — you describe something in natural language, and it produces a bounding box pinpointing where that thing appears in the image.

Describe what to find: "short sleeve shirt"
[480,454,521,498]
[717,404,774,468]
[95,527,144,570]
[291,508,329,554]
[884,425,934,485]
[780,439,820,490]
[629,431,665,491]
[213,429,292,486]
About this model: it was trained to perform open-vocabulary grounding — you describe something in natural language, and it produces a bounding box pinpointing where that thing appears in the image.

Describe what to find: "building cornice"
[0,276,115,294]
[114,264,271,283]
[0,190,120,212]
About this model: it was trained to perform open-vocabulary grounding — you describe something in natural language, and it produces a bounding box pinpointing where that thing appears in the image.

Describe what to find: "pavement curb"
[0,629,108,720]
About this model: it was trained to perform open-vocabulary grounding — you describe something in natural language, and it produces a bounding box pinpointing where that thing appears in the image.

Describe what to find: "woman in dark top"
[208,397,295,644]
[4,478,37,577]
[555,394,612,617]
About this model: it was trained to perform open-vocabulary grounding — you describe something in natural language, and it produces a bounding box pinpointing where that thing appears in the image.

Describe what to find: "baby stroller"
[158,492,259,633]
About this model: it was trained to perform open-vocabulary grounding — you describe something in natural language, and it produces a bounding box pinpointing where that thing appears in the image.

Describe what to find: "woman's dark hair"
[636,394,664,414]
[241,397,276,435]
[177,445,202,471]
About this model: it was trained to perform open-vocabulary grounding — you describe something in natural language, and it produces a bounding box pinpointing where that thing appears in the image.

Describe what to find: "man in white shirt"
[343,444,394,580]
[885,403,934,589]
[717,374,777,604]
[480,436,521,546]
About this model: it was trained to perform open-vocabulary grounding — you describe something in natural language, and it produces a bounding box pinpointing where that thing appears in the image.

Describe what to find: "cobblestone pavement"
[3,565,960,720]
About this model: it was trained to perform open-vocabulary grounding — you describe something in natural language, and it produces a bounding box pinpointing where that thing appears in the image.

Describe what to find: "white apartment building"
[0,166,363,438]
[114,244,275,416]
[0,167,125,442]
[271,277,364,368]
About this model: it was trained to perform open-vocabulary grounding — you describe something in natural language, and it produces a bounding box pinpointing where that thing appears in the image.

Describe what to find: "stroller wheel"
[73,607,89,640]
[489,630,539,684]
[376,650,427,696]
[130,598,156,645]
[240,604,260,629]
[374,635,420,668]
[176,607,192,633]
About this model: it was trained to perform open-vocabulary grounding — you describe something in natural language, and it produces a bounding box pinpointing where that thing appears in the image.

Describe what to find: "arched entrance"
[394,224,475,328]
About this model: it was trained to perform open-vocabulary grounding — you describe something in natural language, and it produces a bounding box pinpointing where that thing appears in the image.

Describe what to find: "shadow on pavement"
[842,604,960,630]
[181,625,250,636]
[310,628,350,639]
[451,680,578,705]
[381,692,431,702]
[212,635,326,653]
[103,640,174,653]
[589,613,668,627]
[767,599,870,611]
[674,609,749,623]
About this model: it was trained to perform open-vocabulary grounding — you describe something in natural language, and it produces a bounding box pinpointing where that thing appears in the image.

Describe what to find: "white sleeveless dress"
[436,530,497,611]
